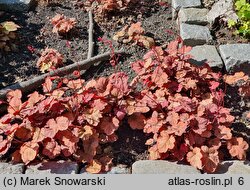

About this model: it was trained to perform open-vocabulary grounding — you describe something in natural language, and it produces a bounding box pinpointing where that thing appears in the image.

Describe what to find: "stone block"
[25,161,79,174]
[132,160,200,174]
[189,45,224,70]
[0,0,35,11]
[172,0,201,19]
[177,8,209,25]
[219,44,250,75]
[180,23,213,46]
[0,163,24,174]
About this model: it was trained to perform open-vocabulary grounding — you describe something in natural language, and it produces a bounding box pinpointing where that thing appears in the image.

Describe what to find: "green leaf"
[228,19,236,28]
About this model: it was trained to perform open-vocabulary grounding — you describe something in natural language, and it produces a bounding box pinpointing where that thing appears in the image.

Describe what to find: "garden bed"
[0,0,249,173]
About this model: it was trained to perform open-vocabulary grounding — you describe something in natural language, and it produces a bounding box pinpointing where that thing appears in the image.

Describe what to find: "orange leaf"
[7,97,22,115]
[128,113,145,130]
[99,117,118,135]
[56,130,79,157]
[27,91,44,107]
[151,66,168,87]
[67,79,84,90]
[144,111,165,134]
[86,159,102,174]
[20,142,39,164]
[128,22,144,36]
[42,139,61,159]
[74,125,94,140]
[157,130,175,153]
[7,89,22,101]
[227,137,249,160]
[84,108,102,126]
[55,116,70,131]
[186,147,203,169]
[224,72,248,85]
[215,125,232,140]
[43,77,53,93]
[148,144,161,160]
[201,146,220,173]
[15,127,32,141]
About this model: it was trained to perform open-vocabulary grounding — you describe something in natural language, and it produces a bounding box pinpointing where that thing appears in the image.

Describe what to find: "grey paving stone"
[189,45,224,70]
[215,161,250,174]
[0,163,24,174]
[0,0,34,11]
[207,0,238,24]
[219,44,250,74]
[172,0,202,18]
[132,160,201,174]
[25,161,79,174]
[177,8,209,25]
[180,23,213,46]
[80,165,131,174]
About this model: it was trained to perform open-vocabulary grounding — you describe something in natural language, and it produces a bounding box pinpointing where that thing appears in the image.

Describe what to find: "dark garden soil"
[210,18,250,45]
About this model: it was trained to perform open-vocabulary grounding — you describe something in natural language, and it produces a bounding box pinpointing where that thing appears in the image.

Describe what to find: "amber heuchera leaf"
[186,147,203,170]
[84,108,102,126]
[157,130,175,153]
[224,72,248,85]
[128,113,146,130]
[127,22,145,37]
[43,77,53,93]
[6,89,22,101]
[86,159,102,174]
[227,137,249,160]
[148,144,161,160]
[20,142,39,164]
[99,117,119,136]
[42,139,61,159]
[151,66,168,87]
[201,146,220,173]
[27,91,44,107]
[144,111,165,134]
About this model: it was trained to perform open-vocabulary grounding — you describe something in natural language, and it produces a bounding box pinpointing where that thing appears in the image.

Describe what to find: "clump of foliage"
[36,48,64,73]
[113,22,155,49]
[50,14,77,35]
[83,0,139,18]
[128,39,249,173]
[0,38,249,173]
[0,21,20,52]
[228,0,250,38]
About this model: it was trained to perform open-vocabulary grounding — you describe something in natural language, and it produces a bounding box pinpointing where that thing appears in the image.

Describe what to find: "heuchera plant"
[113,22,155,49]
[51,14,77,35]
[0,38,249,173]
[0,21,20,52]
[128,39,249,173]
[84,0,138,18]
[36,48,64,73]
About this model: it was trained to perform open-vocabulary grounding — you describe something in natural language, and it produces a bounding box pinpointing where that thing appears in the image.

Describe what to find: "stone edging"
[1,160,250,174]
[173,0,250,75]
